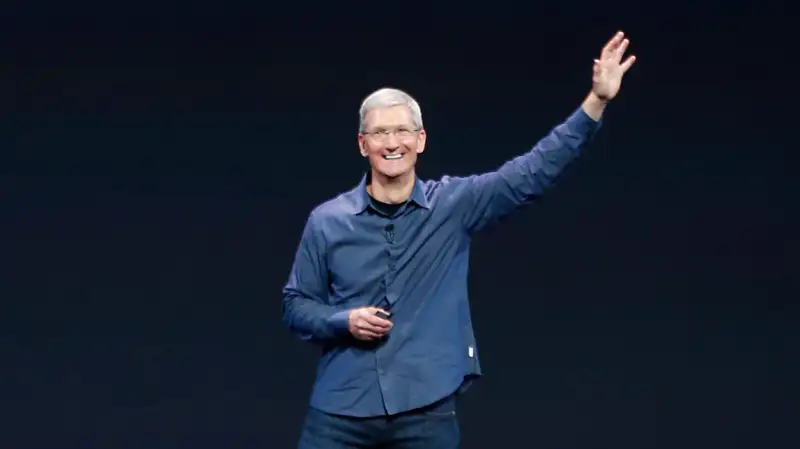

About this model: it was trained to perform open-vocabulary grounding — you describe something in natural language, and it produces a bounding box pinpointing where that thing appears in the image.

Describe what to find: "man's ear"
[415,129,427,155]
[358,135,368,157]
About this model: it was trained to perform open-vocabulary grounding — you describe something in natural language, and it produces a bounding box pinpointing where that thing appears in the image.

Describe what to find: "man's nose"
[384,134,401,149]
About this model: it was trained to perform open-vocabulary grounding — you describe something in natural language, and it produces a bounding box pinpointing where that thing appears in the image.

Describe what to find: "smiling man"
[282,32,636,449]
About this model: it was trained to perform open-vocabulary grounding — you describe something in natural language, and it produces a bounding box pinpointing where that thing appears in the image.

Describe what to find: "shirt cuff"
[570,106,603,134]
[328,310,351,335]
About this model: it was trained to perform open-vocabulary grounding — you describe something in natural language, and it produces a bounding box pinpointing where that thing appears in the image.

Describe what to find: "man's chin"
[375,165,412,180]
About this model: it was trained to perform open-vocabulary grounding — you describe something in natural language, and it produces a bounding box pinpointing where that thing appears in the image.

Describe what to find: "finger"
[620,55,637,72]
[369,307,392,318]
[363,306,390,318]
[615,38,630,61]
[592,59,604,80]
[602,31,624,58]
[357,323,389,338]
[356,330,383,340]
[359,321,392,336]
[357,318,392,333]
[362,314,393,329]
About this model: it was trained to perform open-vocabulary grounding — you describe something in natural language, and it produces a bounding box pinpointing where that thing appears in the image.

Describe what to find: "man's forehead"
[365,105,413,127]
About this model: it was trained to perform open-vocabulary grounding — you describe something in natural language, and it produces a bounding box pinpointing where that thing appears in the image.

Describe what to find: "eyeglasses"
[362,127,420,141]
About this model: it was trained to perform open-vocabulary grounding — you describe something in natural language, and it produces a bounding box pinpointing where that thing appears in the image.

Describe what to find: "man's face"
[358,105,426,179]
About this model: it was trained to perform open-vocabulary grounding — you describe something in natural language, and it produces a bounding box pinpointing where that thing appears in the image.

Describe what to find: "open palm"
[592,31,636,101]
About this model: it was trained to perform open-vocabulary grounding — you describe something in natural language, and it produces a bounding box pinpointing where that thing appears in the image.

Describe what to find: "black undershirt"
[369,196,405,218]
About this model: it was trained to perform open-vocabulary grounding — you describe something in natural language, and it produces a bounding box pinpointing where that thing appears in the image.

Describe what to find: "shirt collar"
[351,171,430,214]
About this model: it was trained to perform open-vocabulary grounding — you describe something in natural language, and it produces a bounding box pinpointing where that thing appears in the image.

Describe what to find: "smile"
[384,154,403,160]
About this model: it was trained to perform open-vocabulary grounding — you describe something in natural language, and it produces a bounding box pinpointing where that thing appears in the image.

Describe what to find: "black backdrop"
[2,1,797,448]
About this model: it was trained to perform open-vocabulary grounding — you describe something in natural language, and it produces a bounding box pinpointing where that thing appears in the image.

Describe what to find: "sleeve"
[281,210,351,344]
[460,107,602,234]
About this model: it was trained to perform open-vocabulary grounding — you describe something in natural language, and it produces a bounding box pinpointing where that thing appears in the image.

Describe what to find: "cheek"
[362,142,379,157]
[404,143,420,158]
[405,140,421,152]
[369,152,388,166]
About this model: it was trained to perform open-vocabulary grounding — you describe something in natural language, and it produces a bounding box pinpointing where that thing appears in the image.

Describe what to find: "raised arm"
[461,31,636,233]
[460,102,600,233]
[281,211,350,344]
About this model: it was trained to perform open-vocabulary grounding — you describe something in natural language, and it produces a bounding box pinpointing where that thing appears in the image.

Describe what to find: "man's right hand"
[348,307,393,341]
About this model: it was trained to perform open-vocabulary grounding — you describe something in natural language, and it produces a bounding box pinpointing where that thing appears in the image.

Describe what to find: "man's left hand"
[591,31,637,102]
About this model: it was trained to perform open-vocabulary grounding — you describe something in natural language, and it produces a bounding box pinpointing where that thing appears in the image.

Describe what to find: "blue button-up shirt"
[282,107,600,417]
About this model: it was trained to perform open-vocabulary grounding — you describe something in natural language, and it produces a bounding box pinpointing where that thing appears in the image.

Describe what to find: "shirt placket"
[376,209,401,411]
[384,221,398,307]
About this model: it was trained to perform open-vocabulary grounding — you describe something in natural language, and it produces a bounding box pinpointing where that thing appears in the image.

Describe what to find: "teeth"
[384,154,402,160]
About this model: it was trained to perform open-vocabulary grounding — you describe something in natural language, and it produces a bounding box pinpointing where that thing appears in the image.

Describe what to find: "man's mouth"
[383,154,403,160]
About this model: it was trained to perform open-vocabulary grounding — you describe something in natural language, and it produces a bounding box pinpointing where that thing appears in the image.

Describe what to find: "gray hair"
[358,87,423,133]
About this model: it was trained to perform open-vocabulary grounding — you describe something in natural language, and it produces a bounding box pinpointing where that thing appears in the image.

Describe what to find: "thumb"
[365,306,389,314]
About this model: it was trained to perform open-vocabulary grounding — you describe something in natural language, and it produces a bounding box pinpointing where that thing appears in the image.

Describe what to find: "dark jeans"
[297,394,460,449]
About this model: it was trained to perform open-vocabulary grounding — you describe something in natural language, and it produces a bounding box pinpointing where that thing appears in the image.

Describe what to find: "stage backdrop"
[1,2,796,449]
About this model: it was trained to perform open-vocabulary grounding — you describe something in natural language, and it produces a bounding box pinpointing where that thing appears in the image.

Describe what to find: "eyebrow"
[370,126,413,132]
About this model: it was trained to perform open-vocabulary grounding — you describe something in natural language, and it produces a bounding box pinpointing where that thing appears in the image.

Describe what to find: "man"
[282,31,636,448]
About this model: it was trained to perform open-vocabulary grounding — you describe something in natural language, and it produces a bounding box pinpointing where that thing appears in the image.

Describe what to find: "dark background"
[2,1,797,448]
